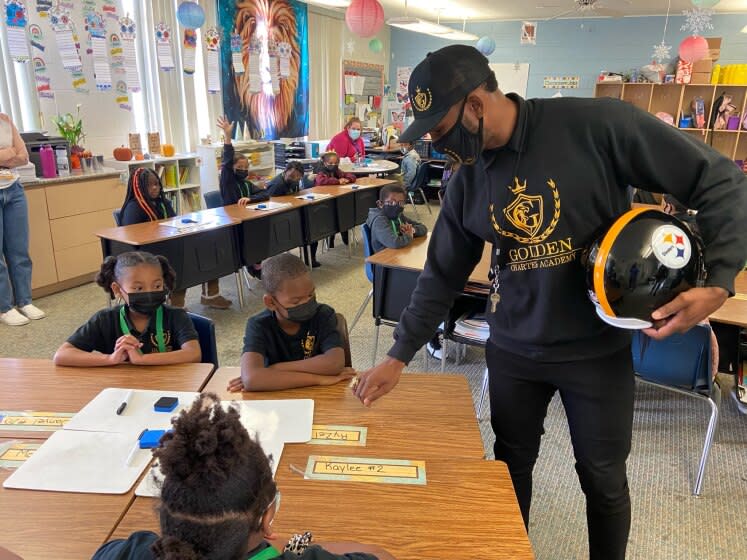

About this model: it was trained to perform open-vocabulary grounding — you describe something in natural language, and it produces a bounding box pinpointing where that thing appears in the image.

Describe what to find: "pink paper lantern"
[345,0,384,38]
[679,35,709,63]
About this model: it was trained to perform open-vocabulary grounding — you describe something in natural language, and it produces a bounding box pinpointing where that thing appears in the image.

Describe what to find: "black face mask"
[277,296,319,323]
[324,164,338,173]
[126,290,167,315]
[382,205,404,220]
[235,169,249,180]
[431,98,484,165]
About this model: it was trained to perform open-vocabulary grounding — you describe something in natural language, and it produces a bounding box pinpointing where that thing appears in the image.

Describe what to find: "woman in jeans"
[0,112,45,326]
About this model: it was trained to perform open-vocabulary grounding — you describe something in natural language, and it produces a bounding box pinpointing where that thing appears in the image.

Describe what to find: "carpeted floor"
[2,202,746,559]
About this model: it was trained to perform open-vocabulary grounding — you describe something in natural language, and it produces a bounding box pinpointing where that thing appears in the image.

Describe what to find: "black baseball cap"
[399,45,492,143]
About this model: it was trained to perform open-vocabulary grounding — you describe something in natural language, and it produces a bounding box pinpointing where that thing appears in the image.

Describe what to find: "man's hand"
[643,286,728,340]
[353,356,405,406]
[227,376,245,392]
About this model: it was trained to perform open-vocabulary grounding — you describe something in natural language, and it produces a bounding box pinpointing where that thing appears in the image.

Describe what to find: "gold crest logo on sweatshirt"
[490,177,560,244]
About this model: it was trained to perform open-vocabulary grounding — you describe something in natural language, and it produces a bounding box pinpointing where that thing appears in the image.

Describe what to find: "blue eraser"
[154,396,179,412]
[351,185,359,189]
[257,204,266,209]
[139,429,167,449]
[306,195,314,199]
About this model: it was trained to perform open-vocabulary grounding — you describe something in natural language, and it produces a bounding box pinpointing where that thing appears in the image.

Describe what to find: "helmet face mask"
[583,209,705,330]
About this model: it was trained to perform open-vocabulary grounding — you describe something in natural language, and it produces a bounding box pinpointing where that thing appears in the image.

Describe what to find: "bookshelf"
[594,82,747,162]
[105,154,203,215]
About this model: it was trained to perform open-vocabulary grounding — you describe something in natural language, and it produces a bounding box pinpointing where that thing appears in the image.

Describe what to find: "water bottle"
[39,145,57,178]
[55,147,70,177]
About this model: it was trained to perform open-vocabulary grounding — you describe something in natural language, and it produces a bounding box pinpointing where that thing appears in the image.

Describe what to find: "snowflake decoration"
[346,38,355,56]
[681,7,714,36]
[651,41,672,63]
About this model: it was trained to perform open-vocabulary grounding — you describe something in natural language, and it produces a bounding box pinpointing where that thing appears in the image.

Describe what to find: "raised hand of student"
[216,115,234,140]
[226,376,245,392]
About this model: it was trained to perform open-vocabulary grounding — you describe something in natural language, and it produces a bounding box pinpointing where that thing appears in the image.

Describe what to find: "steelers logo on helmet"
[582,208,704,330]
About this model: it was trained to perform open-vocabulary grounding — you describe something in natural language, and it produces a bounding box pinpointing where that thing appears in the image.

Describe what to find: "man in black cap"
[353,45,747,558]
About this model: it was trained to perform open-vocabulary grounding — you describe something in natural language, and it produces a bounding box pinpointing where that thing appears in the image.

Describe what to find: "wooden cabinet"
[24,174,126,296]
[594,82,747,161]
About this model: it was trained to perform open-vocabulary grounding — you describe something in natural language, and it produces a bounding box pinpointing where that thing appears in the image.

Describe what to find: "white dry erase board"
[64,388,200,434]
[135,439,284,498]
[3,430,152,494]
[489,63,530,98]
[229,399,314,443]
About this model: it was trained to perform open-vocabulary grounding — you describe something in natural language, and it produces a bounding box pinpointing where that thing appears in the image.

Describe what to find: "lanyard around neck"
[247,545,281,560]
[389,217,402,236]
[239,180,250,198]
[119,305,166,353]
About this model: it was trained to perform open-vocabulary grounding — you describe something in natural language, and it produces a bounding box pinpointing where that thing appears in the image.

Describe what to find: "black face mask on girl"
[324,164,338,173]
[235,169,249,180]
[431,98,484,165]
[125,290,167,315]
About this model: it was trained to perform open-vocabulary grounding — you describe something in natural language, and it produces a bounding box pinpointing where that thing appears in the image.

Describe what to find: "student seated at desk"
[228,253,355,392]
[92,393,391,560]
[366,185,427,253]
[399,142,421,192]
[120,167,232,309]
[314,151,356,186]
[217,115,270,206]
[54,251,201,367]
[265,161,314,196]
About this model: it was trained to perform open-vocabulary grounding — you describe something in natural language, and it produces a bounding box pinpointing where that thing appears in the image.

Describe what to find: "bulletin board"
[342,60,384,128]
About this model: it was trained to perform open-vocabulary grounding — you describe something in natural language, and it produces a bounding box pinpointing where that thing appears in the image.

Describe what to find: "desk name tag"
[310,425,367,446]
[0,411,74,431]
[304,455,426,485]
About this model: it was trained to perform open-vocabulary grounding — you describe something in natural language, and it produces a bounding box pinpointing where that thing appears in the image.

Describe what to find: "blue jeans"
[0,181,33,312]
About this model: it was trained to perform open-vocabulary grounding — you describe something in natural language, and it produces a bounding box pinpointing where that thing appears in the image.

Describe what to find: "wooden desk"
[366,234,491,324]
[0,360,214,560]
[95,209,241,291]
[709,271,747,328]
[340,160,400,176]
[0,359,214,439]
[109,369,533,559]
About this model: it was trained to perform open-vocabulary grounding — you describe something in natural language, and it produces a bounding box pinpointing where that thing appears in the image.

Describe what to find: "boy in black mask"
[217,115,270,206]
[227,253,355,392]
[366,185,427,253]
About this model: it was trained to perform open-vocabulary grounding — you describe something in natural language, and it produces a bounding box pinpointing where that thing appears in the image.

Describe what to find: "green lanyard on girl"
[239,180,250,198]
[119,305,166,353]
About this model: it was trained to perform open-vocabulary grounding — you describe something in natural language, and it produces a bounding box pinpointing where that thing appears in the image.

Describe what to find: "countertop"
[20,168,122,187]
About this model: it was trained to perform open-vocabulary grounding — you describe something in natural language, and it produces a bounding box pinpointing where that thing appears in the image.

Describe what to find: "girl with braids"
[120,168,232,309]
[92,393,394,560]
[53,251,201,367]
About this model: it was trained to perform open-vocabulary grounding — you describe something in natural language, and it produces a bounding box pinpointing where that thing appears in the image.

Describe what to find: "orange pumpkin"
[161,144,175,157]
[135,153,145,161]
[113,146,133,161]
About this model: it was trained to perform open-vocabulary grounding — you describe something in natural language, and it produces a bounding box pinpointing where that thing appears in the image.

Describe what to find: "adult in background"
[353,45,747,559]
[326,117,365,162]
[0,112,45,326]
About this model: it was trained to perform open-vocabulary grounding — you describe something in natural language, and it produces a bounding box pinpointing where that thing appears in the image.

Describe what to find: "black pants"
[486,342,634,560]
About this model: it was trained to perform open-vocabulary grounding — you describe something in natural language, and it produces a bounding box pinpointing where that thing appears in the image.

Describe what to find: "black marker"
[116,390,133,415]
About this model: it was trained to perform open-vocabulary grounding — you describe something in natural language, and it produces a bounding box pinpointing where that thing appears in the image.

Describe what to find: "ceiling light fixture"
[386,1,478,40]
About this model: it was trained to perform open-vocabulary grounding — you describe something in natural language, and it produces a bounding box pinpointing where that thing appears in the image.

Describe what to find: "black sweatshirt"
[219,143,270,205]
[388,94,747,364]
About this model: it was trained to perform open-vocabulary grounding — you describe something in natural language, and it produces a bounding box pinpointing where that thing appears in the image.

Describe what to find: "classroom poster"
[396,66,411,110]
[218,0,309,140]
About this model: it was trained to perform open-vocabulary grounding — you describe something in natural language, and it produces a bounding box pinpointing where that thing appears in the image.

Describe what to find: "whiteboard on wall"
[489,63,530,97]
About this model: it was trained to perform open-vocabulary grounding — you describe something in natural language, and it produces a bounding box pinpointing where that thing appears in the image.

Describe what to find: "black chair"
[203,191,252,306]
[405,162,432,217]
[187,311,219,369]
[112,209,122,226]
[203,190,223,209]
[335,313,353,368]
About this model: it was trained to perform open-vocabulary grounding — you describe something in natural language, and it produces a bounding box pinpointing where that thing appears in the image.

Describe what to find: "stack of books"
[453,311,489,343]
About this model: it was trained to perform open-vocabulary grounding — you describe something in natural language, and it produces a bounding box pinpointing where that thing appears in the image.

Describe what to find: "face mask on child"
[324,164,338,173]
[276,296,319,323]
[349,129,361,141]
[235,169,249,180]
[125,290,167,315]
[382,205,404,220]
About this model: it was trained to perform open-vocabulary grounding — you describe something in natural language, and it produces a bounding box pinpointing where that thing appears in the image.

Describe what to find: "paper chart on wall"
[231,32,244,74]
[5,0,31,62]
[119,15,140,92]
[33,56,53,98]
[86,11,112,90]
[155,22,174,71]
[48,5,82,72]
[205,27,221,93]
[182,29,197,75]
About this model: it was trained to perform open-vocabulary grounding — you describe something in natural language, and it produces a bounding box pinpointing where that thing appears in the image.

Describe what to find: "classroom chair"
[203,191,253,307]
[631,324,720,496]
[112,209,122,226]
[187,311,219,370]
[406,162,433,218]
[348,223,374,335]
[335,313,353,368]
